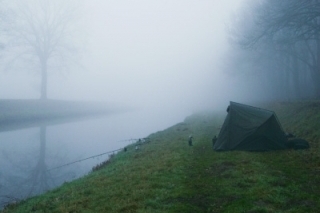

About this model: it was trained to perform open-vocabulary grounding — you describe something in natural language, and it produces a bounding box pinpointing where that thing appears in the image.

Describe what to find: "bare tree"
[229,0,320,99]
[251,0,320,97]
[4,0,80,99]
[0,1,8,51]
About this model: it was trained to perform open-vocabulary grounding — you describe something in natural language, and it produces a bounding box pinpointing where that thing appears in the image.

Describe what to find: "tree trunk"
[39,125,46,165]
[315,39,320,98]
[291,50,301,99]
[40,59,48,100]
[30,125,48,194]
[39,125,48,191]
[314,18,320,98]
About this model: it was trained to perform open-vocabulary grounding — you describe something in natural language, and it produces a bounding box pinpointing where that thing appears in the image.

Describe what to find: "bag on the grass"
[287,138,310,150]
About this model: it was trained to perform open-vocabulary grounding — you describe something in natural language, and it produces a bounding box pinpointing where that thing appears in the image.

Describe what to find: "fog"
[0,0,254,206]
[1,0,249,124]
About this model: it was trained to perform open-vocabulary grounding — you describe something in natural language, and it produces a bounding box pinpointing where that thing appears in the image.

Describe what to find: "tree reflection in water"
[0,126,77,208]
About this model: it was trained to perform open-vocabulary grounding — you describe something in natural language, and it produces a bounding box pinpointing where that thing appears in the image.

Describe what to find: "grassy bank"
[2,101,320,212]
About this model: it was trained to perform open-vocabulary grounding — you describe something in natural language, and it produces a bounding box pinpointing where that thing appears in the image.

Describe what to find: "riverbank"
[0,99,124,132]
[2,101,320,212]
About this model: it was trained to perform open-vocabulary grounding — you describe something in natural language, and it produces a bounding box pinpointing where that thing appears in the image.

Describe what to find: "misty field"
[2,101,320,212]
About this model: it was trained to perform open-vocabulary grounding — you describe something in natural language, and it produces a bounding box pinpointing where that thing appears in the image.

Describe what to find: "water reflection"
[24,126,49,195]
[0,125,76,208]
[0,108,181,209]
[0,116,129,209]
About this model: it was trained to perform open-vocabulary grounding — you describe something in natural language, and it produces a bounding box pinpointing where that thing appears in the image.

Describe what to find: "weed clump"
[91,154,114,172]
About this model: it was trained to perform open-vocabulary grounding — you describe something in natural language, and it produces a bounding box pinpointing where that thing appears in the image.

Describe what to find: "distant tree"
[229,0,320,99]
[0,1,7,51]
[3,0,80,99]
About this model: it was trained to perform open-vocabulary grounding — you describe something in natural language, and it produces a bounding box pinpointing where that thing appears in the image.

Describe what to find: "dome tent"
[213,102,287,151]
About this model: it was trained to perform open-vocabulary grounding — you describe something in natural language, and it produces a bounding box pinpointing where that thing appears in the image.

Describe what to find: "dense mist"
[0,0,249,123]
[2,0,320,209]
[0,0,276,207]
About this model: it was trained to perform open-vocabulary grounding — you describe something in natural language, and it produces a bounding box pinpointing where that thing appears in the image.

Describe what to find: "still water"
[0,111,161,208]
[0,107,187,208]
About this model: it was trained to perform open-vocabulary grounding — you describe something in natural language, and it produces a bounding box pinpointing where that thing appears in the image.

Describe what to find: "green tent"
[213,102,287,151]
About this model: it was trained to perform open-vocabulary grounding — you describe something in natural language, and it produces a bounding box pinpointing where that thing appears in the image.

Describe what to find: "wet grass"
[2,102,320,212]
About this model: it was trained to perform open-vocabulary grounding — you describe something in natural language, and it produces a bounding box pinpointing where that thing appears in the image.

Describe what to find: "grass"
[2,101,320,212]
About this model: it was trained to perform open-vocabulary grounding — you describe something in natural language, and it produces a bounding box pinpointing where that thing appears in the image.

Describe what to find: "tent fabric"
[213,102,287,151]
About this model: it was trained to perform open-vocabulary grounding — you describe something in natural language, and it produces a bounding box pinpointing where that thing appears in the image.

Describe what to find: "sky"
[0,0,249,131]
[67,0,247,111]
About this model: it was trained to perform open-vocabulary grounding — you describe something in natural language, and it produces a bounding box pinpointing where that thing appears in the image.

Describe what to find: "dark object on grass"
[286,138,310,150]
[285,132,295,139]
[91,154,114,172]
[212,135,217,148]
[188,135,193,146]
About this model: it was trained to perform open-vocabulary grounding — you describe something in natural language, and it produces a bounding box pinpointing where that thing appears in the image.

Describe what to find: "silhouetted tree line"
[230,0,320,100]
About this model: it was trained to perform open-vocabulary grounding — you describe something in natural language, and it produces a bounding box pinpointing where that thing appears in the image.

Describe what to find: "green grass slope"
[2,101,320,213]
